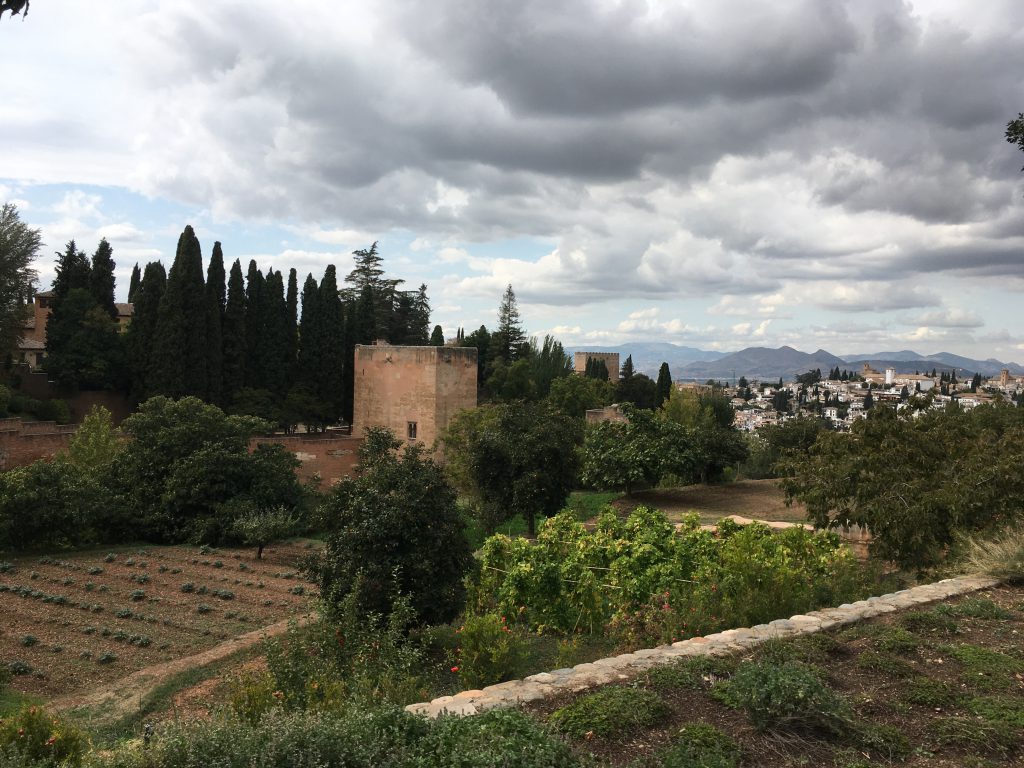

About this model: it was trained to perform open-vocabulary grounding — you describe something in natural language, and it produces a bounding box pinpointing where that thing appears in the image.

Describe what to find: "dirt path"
[612,479,808,525]
[49,612,316,722]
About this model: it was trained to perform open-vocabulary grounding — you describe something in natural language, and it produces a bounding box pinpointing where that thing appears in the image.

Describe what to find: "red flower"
[46,736,56,746]
[450,666,459,673]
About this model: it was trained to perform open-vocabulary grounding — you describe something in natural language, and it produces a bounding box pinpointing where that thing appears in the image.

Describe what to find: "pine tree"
[205,242,226,404]
[221,259,247,401]
[127,263,142,304]
[492,284,526,363]
[89,238,117,319]
[52,240,91,301]
[656,362,672,406]
[429,325,445,345]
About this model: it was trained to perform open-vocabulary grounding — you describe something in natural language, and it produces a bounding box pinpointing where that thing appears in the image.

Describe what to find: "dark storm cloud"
[115,0,1024,299]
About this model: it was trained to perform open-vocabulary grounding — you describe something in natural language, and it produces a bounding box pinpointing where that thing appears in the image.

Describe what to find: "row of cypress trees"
[49,226,432,428]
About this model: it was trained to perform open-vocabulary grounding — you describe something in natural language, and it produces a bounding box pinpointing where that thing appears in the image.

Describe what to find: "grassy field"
[612,479,809,527]
[0,540,317,706]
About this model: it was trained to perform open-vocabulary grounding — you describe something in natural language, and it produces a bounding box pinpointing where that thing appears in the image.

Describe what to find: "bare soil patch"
[612,480,808,527]
[0,540,318,704]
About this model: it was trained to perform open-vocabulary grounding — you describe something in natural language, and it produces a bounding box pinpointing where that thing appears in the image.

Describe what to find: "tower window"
[407,421,418,440]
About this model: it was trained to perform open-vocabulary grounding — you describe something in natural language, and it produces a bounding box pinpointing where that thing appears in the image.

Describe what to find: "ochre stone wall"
[250,435,363,486]
[573,351,619,380]
[353,344,477,454]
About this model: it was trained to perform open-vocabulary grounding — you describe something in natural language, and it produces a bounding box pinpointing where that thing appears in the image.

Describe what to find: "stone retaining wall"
[406,574,999,718]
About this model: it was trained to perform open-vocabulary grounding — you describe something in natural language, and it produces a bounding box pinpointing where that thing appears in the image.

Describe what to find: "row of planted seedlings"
[0,544,316,696]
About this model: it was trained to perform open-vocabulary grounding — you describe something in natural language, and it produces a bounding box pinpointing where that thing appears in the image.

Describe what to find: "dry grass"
[959,526,1024,582]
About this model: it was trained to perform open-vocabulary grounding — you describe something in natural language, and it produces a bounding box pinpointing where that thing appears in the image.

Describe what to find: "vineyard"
[0,541,316,701]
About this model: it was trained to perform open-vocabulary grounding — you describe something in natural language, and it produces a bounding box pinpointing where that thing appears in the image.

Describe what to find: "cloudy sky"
[2,0,1023,361]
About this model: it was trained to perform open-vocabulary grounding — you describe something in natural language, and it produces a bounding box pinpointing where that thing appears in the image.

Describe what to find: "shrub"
[313,435,472,627]
[6,662,31,676]
[901,677,956,708]
[550,687,671,739]
[873,627,920,655]
[197,604,212,614]
[0,706,89,767]
[455,613,527,689]
[658,723,742,768]
[958,525,1024,583]
[421,708,580,767]
[19,635,37,647]
[721,661,850,734]
[130,589,146,601]
[103,553,115,563]
[97,651,117,665]
[643,655,737,692]
[87,566,102,575]
[180,582,195,593]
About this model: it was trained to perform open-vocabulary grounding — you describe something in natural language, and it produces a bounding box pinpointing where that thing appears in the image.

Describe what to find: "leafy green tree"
[89,238,117,319]
[662,387,747,483]
[230,506,299,559]
[546,373,615,418]
[781,404,1024,570]
[0,458,103,550]
[655,362,672,406]
[580,404,693,495]
[443,402,581,536]
[524,335,572,397]
[429,324,445,345]
[108,396,296,543]
[617,372,659,409]
[1007,111,1024,170]
[65,405,121,470]
[312,429,472,625]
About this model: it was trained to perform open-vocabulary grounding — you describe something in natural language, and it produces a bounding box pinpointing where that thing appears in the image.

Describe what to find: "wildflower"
[46,736,56,746]
[451,666,459,673]
[272,690,284,700]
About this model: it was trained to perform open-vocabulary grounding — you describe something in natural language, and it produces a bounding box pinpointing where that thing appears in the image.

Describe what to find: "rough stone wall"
[250,435,363,486]
[353,344,477,454]
[573,351,619,380]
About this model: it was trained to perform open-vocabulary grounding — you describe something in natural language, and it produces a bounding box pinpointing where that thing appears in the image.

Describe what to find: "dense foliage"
[472,507,863,639]
[312,429,472,626]
[0,398,304,550]
[0,203,39,358]
[781,404,1024,569]
[441,401,582,535]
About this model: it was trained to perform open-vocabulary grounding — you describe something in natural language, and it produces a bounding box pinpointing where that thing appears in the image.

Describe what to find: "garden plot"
[0,541,316,700]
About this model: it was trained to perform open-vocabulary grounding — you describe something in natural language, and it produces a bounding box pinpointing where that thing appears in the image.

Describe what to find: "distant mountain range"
[567,344,1024,381]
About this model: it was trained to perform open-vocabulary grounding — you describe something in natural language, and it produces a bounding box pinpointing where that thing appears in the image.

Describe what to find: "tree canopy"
[0,203,38,354]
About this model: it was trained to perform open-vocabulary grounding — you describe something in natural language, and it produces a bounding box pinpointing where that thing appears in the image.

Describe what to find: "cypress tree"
[126,262,166,397]
[89,238,117,319]
[244,260,265,390]
[656,362,672,406]
[261,269,290,396]
[286,268,298,382]
[222,259,247,401]
[205,242,226,405]
[429,325,445,345]
[318,265,346,420]
[297,273,320,385]
[621,355,635,381]
[151,225,208,398]
[127,263,142,304]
